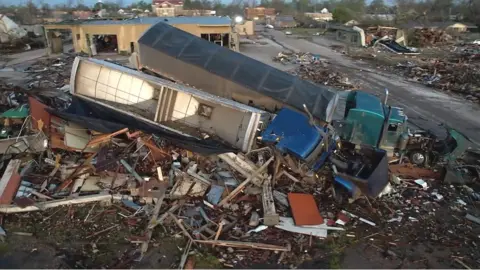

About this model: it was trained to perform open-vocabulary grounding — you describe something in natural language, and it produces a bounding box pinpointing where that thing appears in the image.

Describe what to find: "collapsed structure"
[0,18,478,269]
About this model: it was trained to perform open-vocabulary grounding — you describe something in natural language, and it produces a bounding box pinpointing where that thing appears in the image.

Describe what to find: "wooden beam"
[218,156,274,207]
[262,177,279,226]
[140,183,167,256]
[194,240,290,252]
[0,193,113,213]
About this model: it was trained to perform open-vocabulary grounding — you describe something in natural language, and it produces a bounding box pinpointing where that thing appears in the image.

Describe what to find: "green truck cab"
[336,90,409,155]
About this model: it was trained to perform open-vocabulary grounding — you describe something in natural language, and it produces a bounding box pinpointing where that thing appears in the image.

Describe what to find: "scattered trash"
[246,225,268,234]
[431,190,444,201]
[465,214,480,225]
[457,199,468,206]
[414,179,429,190]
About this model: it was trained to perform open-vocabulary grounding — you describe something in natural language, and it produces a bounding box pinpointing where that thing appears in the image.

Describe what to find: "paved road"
[245,30,480,143]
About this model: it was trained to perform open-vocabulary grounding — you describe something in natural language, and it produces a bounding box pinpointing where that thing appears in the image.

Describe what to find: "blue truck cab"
[261,108,335,171]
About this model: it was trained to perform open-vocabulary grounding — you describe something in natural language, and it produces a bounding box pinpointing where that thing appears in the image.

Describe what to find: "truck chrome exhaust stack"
[383,88,389,105]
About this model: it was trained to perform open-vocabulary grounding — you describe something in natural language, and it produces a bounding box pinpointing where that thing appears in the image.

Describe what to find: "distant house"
[344,20,359,26]
[72,11,93,20]
[402,21,478,33]
[274,15,296,28]
[304,12,333,21]
[364,14,395,21]
[152,0,184,17]
[244,7,276,21]
[329,24,365,47]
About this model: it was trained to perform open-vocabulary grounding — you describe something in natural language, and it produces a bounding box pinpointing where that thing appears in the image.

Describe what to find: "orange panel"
[287,193,324,226]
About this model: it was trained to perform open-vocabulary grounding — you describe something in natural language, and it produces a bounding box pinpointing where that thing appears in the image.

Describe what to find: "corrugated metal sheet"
[138,22,338,122]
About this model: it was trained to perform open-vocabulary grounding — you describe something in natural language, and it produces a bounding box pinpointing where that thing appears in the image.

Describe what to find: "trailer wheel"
[409,150,426,166]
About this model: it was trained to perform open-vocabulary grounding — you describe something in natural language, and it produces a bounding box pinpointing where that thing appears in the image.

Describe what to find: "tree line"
[1,0,478,26]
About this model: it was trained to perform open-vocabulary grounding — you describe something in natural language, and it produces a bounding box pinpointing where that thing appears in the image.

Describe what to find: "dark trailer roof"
[137,22,337,122]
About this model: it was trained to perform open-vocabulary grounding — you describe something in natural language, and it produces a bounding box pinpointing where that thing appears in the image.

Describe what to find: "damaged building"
[43,16,239,55]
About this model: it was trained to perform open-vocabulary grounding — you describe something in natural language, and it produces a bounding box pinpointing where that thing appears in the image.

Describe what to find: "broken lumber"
[218,156,274,207]
[86,224,120,239]
[0,159,22,205]
[0,193,113,213]
[148,202,183,229]
[169,212,194,241]
[87,128,129,147]
[120,159,144,184]
[179,239,193,270]
[262,177,279,226]
[194,240,290,251]
[140,183,167,255]
[218,153,265,186]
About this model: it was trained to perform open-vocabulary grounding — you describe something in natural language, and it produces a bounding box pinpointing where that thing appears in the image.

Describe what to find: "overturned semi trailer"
[137,22,338,123]
[55,57,268,154]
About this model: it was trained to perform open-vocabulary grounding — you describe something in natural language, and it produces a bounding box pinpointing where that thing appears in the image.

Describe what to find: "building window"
[76,34,80,40]
[351,34,358,44]
[197,104,213,118]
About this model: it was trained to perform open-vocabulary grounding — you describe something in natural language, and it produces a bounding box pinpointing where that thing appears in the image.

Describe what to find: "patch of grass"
[0,242,9,255]
[314,234,355,269]
[194,252,223,269]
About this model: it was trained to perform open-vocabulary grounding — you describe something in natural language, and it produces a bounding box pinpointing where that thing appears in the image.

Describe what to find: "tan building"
[304,12,333,21]
[235,20,255,36]
[44,16,237,55]
[402,21,479,33]
[244,7,275,21]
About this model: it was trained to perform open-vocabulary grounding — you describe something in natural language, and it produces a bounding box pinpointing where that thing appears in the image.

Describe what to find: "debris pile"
[0,51,479,269]
[292,64,357,90]
[273,51,325,65]
[23,54,78,90]
[411,28,453,47]
[396,59,480,101]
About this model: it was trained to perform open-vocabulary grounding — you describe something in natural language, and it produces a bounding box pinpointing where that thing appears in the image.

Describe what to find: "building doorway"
[92,34,118,53]
[200,33,230,48]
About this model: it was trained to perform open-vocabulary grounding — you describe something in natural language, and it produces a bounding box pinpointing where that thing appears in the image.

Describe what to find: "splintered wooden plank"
[195,240,290,252]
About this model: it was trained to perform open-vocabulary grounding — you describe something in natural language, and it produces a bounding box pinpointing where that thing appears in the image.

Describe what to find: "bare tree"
[66,0,74,8]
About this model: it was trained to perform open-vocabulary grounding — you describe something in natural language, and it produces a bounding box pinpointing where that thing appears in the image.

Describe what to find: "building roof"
[153,0,183,5]
[329,23,358,32]
[402,21,478,29]
[276,15,294,22]
[45,16,232,26]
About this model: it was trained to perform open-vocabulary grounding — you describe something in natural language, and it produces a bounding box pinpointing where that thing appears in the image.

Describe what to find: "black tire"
[409,150,426,166]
